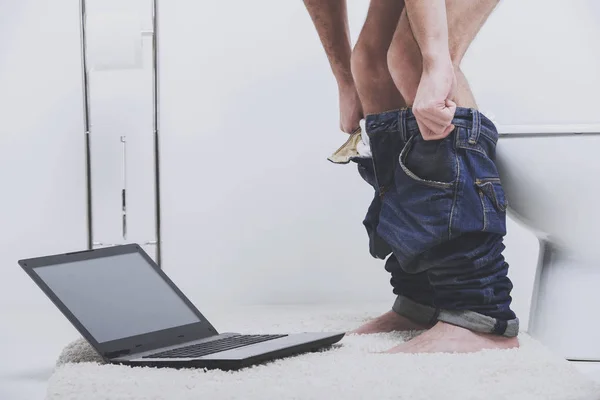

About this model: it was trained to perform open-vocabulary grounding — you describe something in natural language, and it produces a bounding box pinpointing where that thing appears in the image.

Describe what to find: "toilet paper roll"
[86,12,143,71]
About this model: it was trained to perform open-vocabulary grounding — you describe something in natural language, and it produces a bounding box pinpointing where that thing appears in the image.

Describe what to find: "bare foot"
[385,321,519,353]
[349,310,428,335]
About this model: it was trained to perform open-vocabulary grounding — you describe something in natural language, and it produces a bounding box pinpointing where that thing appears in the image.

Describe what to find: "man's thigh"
[394,0,499,63]
[356,0,405,51]
[446,0,500,63]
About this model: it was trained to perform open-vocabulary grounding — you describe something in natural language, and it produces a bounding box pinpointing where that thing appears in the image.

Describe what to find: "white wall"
[0,0,87,397]
[464,0,600,125]
[0,0,87,300]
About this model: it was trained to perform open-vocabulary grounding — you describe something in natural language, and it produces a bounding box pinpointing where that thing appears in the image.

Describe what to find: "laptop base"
[117,332,345,371]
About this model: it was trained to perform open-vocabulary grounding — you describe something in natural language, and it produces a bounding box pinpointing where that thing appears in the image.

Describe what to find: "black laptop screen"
[34,252,201,343]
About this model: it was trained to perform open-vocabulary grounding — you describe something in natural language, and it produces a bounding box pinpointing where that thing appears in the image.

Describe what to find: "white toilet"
[495,126,600,363]
[456,0,600,374]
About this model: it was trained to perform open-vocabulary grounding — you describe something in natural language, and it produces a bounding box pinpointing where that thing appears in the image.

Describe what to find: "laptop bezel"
[18,243,219,360]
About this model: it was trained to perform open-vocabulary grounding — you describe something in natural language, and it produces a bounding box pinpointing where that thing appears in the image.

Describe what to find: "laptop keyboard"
[142,334,288,359]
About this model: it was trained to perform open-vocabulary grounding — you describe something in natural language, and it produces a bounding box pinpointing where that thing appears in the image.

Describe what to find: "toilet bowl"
[495,124,600,361]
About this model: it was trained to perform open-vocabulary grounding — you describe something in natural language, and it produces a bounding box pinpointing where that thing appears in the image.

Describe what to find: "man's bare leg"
[349,0,434,335]
[349,0,430,335]
[384,0,518,353]
[350,0,406,114]
[304,0,429,335]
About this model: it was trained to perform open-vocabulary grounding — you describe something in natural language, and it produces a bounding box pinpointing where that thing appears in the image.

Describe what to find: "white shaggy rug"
[47,304,600,400]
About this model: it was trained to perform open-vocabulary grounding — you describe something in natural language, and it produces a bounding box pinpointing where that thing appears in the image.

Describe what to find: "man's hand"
[303,0,362,133]
[339,85,364,134]
[413,59,457,140]
[404,0,457,140]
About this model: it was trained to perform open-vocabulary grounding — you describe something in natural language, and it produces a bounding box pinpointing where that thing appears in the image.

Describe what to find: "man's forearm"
[404,0,451,70]
[303,0,354,88]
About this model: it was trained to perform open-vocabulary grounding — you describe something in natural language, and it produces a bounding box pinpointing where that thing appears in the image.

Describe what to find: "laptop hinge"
[105,348,132,359]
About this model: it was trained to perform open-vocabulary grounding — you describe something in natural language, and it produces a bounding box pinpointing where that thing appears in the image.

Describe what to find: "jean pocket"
[398,135,458,188]
[378,135,458,264]
[475,178,508,233]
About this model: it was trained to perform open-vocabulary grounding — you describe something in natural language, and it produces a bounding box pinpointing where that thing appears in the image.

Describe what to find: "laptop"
[18,243,344,370]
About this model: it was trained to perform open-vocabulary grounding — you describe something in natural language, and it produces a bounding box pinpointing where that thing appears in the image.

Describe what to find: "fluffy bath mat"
[47,304,600,400]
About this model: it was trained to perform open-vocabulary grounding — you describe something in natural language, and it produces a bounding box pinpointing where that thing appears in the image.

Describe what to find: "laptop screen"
[34,252,201,343]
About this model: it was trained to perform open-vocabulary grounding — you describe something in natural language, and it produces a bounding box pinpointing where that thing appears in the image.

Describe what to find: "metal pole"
[79,0,93,250]
[151,0,163,267]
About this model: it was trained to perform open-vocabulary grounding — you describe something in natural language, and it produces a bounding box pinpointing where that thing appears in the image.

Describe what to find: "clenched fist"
[413,60,457,140]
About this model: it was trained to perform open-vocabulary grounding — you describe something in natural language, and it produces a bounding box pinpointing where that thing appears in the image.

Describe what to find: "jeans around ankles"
[355,107,518,337]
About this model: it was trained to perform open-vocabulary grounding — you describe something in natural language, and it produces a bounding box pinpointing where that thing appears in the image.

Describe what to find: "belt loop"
[468,109,481,144]
[399,108,408,142]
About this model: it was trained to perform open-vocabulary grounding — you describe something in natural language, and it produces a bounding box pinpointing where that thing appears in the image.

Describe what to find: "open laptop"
[18,243,344,370]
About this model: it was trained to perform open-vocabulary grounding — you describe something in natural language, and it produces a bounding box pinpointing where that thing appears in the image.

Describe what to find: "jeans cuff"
[437,310,519,338]
[392,295,439,326]
[392,295,520,337]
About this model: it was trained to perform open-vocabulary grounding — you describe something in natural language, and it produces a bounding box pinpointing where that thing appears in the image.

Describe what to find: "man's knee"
[449,39,470,68]
[350,39,390,87]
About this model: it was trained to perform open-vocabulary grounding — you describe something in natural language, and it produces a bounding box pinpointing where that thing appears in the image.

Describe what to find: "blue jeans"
[355,107,518,337]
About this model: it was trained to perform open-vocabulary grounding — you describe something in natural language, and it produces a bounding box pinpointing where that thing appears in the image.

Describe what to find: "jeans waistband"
[365,107,498,143]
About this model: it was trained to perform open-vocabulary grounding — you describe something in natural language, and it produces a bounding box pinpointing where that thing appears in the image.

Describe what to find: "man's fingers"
[415,105,454,127]
[420,119,455,140]
[445,98,457,111]
[414,111,450,137]
[414,111,455,140]
[413,100,457,140]
[340,123,360,134]
[440,123,455,138]
[421,124,455,140]
[416,120,434,140]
